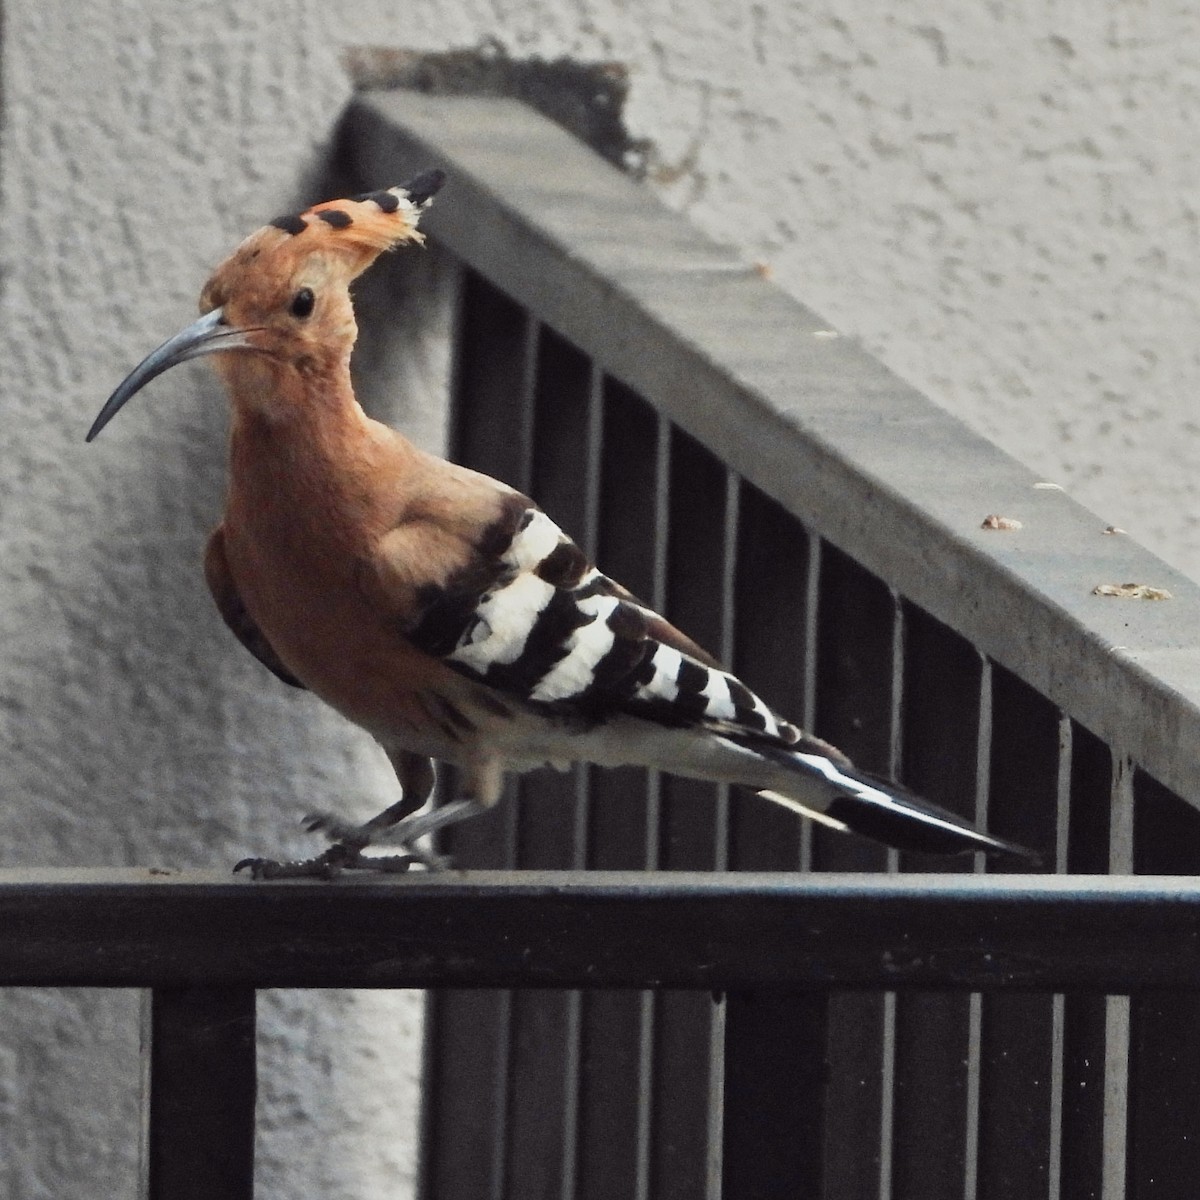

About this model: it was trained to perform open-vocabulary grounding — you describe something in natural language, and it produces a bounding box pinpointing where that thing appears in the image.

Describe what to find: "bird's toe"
[233,850,344,880]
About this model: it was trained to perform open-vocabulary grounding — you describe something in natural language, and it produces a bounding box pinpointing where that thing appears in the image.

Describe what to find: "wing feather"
[389,496,801,744]
[204,527,306,689]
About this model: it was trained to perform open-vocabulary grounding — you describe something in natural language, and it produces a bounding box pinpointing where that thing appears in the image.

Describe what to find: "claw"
[233,852,342,880]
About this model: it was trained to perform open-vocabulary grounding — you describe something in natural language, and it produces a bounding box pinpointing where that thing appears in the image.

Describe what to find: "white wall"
[3,2,1199,1196]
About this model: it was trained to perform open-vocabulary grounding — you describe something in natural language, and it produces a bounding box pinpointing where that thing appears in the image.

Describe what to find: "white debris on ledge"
[1093,583,1173,600]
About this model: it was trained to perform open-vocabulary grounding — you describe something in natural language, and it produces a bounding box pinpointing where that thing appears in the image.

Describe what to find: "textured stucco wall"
[4,2,1200,1197]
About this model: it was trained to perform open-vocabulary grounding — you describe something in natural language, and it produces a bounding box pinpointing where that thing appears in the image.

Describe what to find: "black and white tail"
[748,742,1038,862]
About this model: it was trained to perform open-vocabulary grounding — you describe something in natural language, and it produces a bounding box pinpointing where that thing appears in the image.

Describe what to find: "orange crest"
[254,170,445,281]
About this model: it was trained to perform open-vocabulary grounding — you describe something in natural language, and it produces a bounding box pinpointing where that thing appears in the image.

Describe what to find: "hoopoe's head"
[86,170,445,441]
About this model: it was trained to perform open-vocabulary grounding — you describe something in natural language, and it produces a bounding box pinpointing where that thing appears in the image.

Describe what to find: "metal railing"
[335,91,1200,1200]
[9,91,1200,1198]
[6,869,1200,1200]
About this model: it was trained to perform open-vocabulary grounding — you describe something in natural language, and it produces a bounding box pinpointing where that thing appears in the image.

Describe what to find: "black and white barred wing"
[400,499,1038,861]
[406,503,800,743]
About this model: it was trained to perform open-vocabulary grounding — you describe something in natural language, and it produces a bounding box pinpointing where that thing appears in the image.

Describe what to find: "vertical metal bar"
[813,545,891,1199]
[1055,717,1074,875]
[140,988,153,1196]
[965,993,983,1200]
[581,362,605,560]
[974,656,995,842]
[892,606,980,1200]
[560,972,583,1200]
[1052,747,1072,1200]
[555,999,582,1200]
[1109,755,1135,871]
[705,469,740,1200]
[878,592,904,1200]
[489,309,540,1200]
[652,410,672,612]
[800,532,822,874]
[1047,716,1073,1200]
[559,360,604,1200]
[713,467,738,873]
[490,993,514,1200]
[879,989,897,1200]
[1061,720,1112,1200]
[501,303,541,851]
[978,665,1059,1200]
[964,654,992,1200]
[1103,757,1133,1200]
[635,411,672,1200]
[1102,995,1130,1200]
[652,424,732,1199]
[887,592,906,789]
[722,481,824,1198]
[503,306,544,1200]
[645,405,672,871]
[141,987,256,1200]
[801,532,821,729]
[501,300,541,866]
[635,990,656,1200]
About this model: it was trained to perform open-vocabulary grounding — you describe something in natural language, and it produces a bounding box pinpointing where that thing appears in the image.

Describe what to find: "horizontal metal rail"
[342,90,1200,808]
[3,869,1200,992]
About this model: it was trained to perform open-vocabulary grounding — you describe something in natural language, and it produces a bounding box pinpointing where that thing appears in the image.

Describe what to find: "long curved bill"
[85,307,255,442]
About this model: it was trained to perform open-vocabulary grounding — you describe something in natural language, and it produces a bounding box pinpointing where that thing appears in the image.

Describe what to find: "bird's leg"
[374,798,490,847]
[305,750,446,868]
[300,795,424,848]
[303,798,488,867]
[235,752,441,879]
[368,757,503,856]
[351,757,499,859]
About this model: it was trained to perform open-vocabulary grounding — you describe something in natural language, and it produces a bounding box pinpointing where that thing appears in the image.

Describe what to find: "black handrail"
[2,869,1196,992]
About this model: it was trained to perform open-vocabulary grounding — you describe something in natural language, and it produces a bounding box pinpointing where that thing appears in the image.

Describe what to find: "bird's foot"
[233,841,432,880]
[234,842,361,880]
[238,797,483,879]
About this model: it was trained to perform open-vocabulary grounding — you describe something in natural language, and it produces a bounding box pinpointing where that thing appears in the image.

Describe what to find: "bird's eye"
[290,288,315,319]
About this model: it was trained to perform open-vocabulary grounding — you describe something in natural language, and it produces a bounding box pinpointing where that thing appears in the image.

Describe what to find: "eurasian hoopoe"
[87,171,1036,877]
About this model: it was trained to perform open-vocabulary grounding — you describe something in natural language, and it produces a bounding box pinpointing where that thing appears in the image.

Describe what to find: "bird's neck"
[228,355,362,449]
[223,357,414,548]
